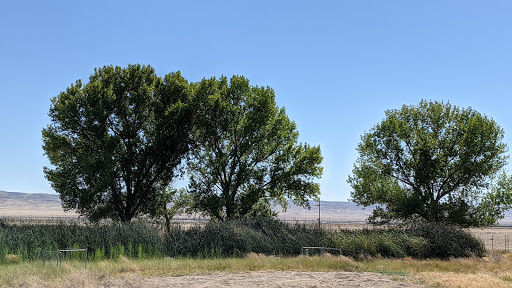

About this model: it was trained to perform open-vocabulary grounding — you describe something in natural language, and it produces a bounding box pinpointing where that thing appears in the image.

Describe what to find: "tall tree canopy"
[42,65,194,222]
[348,100,512,227]
[188,76,323,221]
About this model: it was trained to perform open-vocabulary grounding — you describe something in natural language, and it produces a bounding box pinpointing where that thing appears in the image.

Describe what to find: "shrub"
[405,221,485,258]
[164,217,326,258]
[323,228,429,259]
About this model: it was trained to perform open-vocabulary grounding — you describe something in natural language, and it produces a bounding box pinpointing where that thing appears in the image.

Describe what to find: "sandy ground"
[94,271,424,288]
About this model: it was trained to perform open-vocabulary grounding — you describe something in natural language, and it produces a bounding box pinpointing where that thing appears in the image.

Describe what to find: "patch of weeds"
[500,275,512,282]
[4,254,20,264]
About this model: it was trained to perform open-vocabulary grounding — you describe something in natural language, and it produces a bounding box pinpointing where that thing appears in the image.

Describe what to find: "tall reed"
[0,217,485,263]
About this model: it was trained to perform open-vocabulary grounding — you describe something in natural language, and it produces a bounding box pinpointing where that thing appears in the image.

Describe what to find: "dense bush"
[0,217,486,263]
[323,228,430,259]
[164,217,326,257]
[405,221,485,258]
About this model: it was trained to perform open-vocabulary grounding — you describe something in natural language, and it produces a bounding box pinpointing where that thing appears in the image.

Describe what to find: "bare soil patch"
[97,271,423,288]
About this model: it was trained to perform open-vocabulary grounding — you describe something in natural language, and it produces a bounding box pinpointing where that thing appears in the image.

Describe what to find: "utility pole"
[317,199,321,229]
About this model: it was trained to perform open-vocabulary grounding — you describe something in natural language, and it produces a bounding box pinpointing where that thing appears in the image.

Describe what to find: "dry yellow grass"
[2,253,512,287]
[4,254,20,264]
[399,252,512,287]
[415,272,511,288]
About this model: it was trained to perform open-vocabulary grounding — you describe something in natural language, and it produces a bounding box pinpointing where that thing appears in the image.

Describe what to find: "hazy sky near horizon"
[1,1,511,201]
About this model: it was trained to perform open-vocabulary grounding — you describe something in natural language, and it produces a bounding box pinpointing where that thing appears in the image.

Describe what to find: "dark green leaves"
[43,65,194,222]
[188,76,323,220]
[43,67,322,222]
[348,100,512,227]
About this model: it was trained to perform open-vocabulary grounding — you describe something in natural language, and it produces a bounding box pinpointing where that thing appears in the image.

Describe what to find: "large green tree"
[348,100,512,227]
[42,65,195,222]
[188,75,323,221]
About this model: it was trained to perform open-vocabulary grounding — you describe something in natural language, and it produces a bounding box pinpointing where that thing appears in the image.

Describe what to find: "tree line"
[43,64,512,227]
[42,64,323,223]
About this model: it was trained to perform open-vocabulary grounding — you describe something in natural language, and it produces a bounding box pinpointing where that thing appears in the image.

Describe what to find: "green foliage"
[323,228,430,259]
[188,75,323,220]
[0,219,163,262]
[42,64,195,222]
[43,66,322,223]
[157,187,193,233]
[0,218,485,263]
[94,247,105,260]
[348,100,512,227]
[405,221,485,258]
[164,217,326,257]
[324,224,484,259]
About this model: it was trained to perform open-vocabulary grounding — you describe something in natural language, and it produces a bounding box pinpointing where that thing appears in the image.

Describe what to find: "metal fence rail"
[302,246,342,256]
[42,248,88,268]
[42,250,62,267]
[60,248,88,268]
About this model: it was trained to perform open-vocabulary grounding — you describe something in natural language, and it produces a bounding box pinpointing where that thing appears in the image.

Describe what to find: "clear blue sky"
[1,1,511,201]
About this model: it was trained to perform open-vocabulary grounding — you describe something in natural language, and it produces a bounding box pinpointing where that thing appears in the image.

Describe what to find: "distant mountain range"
[0,190,371,222]
[0,190,69,218]
[1,190,512,225]
[0,190,61,203]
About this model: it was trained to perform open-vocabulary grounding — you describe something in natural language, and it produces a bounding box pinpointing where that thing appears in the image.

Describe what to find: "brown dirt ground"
[65,271,424,288]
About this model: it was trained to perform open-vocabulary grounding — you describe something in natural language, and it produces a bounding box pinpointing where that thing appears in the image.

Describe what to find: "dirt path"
[98,271,424,288]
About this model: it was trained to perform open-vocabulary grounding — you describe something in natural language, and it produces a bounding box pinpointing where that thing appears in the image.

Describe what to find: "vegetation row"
[0,217,484,264]
[43,65,512,229]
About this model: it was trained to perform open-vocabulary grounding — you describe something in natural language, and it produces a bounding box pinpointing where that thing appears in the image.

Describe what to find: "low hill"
[1,190,511,225]
[0,190,73,218]
[0,190,371,222]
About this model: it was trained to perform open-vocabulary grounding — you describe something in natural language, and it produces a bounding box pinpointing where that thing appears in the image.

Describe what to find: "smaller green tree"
[149,187,192,233]
[348,100,512,227]
[188,75,323,221]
